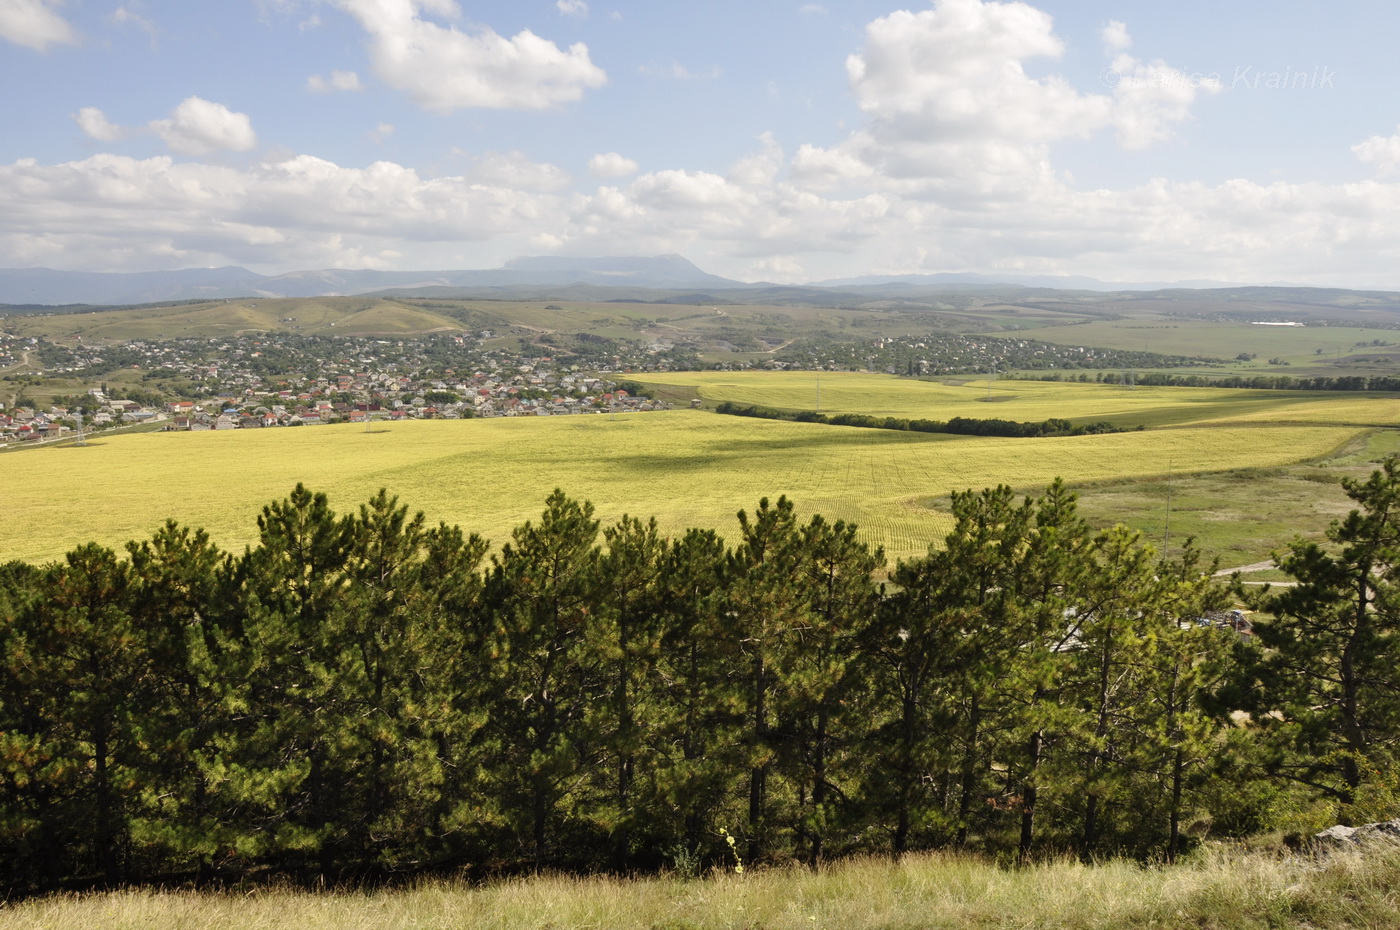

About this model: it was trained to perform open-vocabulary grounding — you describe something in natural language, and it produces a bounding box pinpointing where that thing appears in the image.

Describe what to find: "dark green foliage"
[715,402,1125,437]
[1244,458,1400,820]
[8,463,1400,892]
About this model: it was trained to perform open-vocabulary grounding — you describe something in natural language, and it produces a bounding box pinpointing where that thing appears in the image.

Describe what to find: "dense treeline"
[715,401,1127,437]
[4,467,1400,894]
[1019,371,1400,392]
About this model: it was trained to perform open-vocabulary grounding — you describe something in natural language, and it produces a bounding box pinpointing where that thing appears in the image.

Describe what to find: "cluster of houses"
[0,397,158,445]
[157,365,672,431]
[0,327,690,444]
[162,389,671,431]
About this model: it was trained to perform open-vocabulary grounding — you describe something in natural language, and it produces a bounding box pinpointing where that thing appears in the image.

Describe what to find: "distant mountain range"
[810,272,1247,291]
[0,255,744,307]
[0,255,1378,307]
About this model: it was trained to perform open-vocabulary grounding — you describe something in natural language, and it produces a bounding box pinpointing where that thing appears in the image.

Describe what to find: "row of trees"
[715,401,1126,437]
[1021,371,1400,392]
[3,467,1400,893]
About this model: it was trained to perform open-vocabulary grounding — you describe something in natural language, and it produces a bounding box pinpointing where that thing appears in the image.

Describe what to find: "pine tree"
[650,527,742,860]
[11,545,139,885]
[406,520,491,864]
[929,485,1034,848]
[726,496,806,862]
[124,521,231,878]
[217,484,355,876]
[782,514,883,865]
[486,489,602,868]
[1250,456,1400,819]
[591,514,666,867]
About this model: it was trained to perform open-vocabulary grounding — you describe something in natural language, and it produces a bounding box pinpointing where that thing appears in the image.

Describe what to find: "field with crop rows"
[639,370,1400,428]
[0,398,1366,565]
[998,315,1400,363]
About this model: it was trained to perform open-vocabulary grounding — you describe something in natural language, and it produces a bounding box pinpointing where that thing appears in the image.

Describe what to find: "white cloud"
[332,0,606,111]
[1354,126,1400,175]
[729,133,785,187]
[556,0,587,16]
[799,4,827,15]
[1107,53,1220,150]
[150,97,258,156]
[808,0,1216,201]
[790,142,874,187]
[73,107,129,143]
[307,69,364,93]
[846,1,1106,147]
[467,150,572,192]
[370,122,394,142]
[641,60,721,81]
[0,152,569,271]
[111,5,158,47]
[0,0,76,50]
[1101,20,1131,54]
[588,152,638,178]
[16,0,1400,287]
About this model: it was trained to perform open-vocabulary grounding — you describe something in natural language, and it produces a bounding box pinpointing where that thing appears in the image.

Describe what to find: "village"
[0,328,677,446]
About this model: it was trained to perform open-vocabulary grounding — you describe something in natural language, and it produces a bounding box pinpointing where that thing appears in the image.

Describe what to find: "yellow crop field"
[0,408,1362,566]
[639,371,1400,430]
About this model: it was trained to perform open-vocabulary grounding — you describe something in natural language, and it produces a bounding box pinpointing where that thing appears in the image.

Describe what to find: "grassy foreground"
[6,848,1400,930]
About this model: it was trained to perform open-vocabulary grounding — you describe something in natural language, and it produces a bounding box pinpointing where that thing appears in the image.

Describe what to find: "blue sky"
[5,0,1400,286]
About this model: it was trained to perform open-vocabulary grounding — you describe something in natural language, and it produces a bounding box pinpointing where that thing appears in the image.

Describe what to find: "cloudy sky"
[5,0,1400,286]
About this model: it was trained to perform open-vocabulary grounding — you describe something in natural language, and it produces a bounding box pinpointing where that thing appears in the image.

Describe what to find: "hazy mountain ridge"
[3,256,1399,308]
[0,256,747,306]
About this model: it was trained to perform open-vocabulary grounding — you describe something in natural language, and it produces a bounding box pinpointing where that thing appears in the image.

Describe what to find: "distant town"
[0,321,1214,446]
[0,328,685,445]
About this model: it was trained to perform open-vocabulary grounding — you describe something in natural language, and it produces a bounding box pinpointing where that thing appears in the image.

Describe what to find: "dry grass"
[6,846,1400,930]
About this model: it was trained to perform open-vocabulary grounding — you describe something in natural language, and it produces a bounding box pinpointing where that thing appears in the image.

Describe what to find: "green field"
[639,370,1400,427]
[0,373,1385,565]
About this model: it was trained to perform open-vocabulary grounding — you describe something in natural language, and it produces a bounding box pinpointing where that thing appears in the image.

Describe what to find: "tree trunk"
[956,695,980,848]
[809,706,828,868]
[748,652,767,863]
[1019,728,1042,862]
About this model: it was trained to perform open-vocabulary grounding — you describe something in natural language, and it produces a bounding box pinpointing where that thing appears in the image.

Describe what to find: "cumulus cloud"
[467,150,572,192]
[1354,126,1400,175]
[1101,19,1131,53]
[15,0,1400,288]
[150,97,257,156]
[0,152,572,271]
[847,1,1106,147]
[801,0,1218,202]
[1106,52,1220,150]
[588,152,639,178]
[307,69,364,92]
[0,0,76,50]
[556,0,587,16]
[332,0,606,111]
[73,107,129,143]
[799,4,827,15]
[729,133,785,187]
